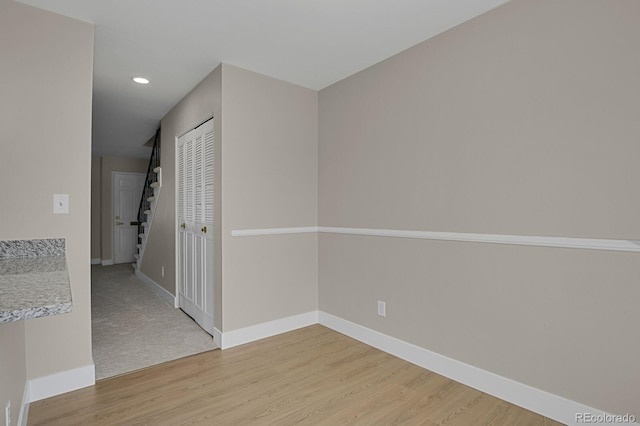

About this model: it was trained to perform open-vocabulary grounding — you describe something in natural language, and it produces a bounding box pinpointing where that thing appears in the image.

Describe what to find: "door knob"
[180,223,186,229]
[202,226,207,233]
[115,221,123,225]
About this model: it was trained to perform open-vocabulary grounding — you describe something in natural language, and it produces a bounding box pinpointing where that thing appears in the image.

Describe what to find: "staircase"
[134,129,161,270]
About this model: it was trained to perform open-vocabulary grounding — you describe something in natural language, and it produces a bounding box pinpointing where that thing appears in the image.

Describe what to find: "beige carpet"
[91,264,217,380]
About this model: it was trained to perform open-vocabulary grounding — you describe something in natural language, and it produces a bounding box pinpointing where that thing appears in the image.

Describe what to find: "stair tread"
[150,182,160,188]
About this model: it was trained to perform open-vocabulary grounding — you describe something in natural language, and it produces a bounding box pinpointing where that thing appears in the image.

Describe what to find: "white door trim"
[112,172,146,264]
[175,118,215,335]
[174,116,215,304]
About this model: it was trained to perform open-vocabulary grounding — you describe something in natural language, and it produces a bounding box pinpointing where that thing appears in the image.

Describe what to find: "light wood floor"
[29,325,562,425]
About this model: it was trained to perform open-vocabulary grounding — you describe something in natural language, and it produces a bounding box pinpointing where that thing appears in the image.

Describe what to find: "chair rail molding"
[231,226,640,253]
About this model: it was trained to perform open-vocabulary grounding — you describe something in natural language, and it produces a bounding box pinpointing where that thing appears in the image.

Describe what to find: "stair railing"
[137,128,161,242]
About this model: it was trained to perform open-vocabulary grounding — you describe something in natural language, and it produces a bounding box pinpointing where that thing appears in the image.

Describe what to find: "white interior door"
[177,119,214,335]
[113,172,145,264]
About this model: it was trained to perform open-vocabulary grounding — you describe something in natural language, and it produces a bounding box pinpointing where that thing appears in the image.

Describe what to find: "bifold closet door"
[177,119,214,335]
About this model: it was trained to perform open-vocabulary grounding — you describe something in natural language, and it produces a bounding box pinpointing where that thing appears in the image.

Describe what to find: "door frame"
[174,116,215,333]
[112,171,146,264]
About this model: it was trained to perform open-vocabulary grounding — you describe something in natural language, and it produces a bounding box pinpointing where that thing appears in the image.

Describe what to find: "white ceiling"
[16,0,509,159]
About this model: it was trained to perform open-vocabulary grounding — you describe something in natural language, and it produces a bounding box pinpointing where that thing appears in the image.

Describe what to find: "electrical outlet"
[161,266,165,277]
[377,300,386,317]
[5,400,11,426]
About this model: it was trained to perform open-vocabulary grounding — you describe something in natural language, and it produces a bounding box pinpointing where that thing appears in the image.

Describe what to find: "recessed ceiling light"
[132,76,150,84]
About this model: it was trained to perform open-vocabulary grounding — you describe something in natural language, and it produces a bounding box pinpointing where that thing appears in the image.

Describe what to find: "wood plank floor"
[28,325,562,425]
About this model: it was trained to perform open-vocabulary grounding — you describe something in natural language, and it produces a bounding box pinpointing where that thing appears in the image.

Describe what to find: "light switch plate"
[53,194,69,214]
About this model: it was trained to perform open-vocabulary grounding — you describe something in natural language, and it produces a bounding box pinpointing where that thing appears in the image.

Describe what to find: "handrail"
[137,128,161,241]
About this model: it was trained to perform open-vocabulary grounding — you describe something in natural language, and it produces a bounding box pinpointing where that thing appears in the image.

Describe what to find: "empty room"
[1,0,638,425]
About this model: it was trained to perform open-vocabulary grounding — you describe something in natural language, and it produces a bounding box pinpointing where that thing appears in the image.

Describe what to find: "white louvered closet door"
[177,118,214,335]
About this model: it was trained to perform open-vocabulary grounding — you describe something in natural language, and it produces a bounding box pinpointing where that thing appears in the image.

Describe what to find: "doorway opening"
[112,172,145,264]
[91,263,216,379]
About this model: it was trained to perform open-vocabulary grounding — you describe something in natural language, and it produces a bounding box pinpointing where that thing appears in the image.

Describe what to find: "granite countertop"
[0,239,72,323]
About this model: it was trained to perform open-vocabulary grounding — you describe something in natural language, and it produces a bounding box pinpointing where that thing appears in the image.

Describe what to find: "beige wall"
[319,0,640,418]
[320,0,640,240]
[143,64,318,332]
[91,157,101,260]
[99,156,148,263]
[0,322,26,426]
[221,64,318,331]
[0,0,94,385]
[144,64,222,329]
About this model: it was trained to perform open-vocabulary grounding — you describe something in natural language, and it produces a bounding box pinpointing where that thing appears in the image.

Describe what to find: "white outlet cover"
[53,194,69,214]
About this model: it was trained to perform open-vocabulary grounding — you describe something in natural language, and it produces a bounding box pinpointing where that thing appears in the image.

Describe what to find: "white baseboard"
[135,270,177,308]
[18,381,30,426]
[91,258,101,265]
[318,312,635,426]
[101,259,114,266]
[214,310,633,423]
[16,309,634,425]
[220,311,318,349]
[213,327,222,348]
[28,363,95,403]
